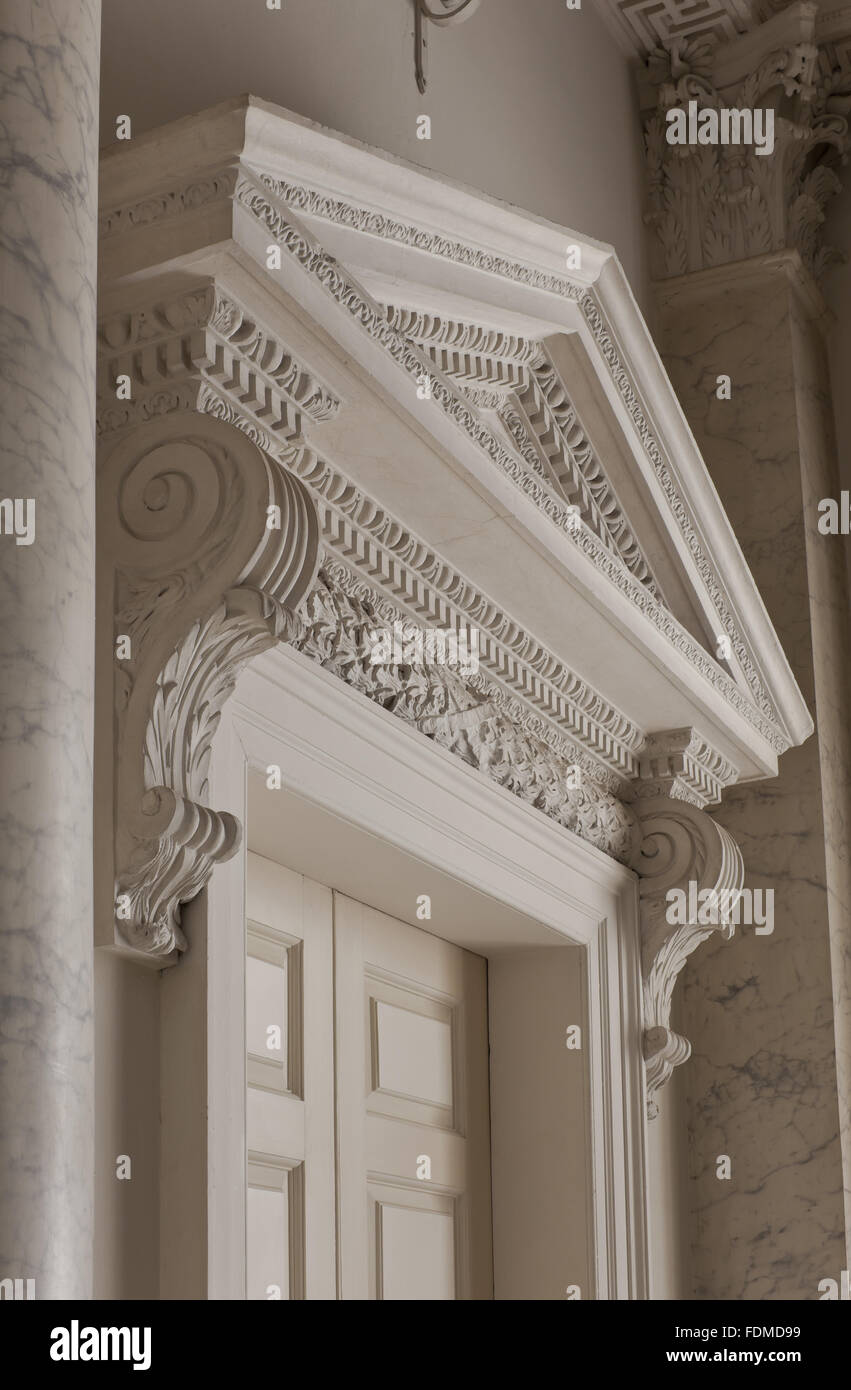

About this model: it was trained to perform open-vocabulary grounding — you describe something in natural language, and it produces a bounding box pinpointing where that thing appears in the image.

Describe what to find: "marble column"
[656,254,851,1298]
[0,2,100,1297]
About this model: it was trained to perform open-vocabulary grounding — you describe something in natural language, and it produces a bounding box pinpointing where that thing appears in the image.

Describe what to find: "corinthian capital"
[638,9,851,280]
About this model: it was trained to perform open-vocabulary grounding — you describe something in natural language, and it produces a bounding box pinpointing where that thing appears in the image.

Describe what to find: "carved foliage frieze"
[293,565,641,864]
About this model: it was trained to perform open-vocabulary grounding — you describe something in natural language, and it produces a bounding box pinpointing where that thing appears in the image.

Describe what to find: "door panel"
[371,1185,457,1300]
[334,893,493,1300]
[245,853,336,1300]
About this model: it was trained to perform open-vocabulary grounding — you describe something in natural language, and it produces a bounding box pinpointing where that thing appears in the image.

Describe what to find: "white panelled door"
[244,854,493,1300]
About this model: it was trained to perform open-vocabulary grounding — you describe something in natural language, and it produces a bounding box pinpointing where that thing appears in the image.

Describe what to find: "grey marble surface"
[0,1,101,1298]
[658,263,851,1297]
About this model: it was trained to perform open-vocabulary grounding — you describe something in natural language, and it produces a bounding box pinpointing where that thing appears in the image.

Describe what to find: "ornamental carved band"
[100,412,321,956]
[630,795,744,1116]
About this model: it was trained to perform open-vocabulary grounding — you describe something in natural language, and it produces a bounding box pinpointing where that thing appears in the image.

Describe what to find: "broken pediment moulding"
[386,300,666,599]
[386,301,670,600]
[518,356,665,598]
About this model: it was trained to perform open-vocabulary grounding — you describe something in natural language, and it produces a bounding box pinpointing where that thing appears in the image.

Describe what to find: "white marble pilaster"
[0,1,100,1297]
[657,256,851,1296]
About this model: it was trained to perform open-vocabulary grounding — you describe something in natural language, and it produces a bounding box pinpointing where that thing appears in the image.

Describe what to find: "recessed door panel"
[375,1191,457,1301]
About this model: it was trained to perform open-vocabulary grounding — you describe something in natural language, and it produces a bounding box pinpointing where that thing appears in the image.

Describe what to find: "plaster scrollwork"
[630,792,744,1117]
[103,412,321,957]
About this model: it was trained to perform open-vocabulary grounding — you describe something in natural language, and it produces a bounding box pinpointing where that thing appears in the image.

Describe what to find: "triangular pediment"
[97,95,812,794]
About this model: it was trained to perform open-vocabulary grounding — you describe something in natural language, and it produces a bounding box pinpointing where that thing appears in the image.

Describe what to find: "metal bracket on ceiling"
[415,0,482,94]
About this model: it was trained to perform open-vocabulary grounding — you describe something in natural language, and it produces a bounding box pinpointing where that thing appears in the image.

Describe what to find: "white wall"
[99,0,650,311]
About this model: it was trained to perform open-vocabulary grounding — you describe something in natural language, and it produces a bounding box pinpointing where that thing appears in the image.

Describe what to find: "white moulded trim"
[202,644,649,1301]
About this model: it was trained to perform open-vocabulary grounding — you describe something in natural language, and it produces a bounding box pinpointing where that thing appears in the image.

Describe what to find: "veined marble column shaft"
[657,254,851,1297]
[0,2,100,1297]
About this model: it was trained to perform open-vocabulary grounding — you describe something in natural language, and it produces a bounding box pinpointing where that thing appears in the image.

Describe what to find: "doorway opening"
[244,774,594,1300]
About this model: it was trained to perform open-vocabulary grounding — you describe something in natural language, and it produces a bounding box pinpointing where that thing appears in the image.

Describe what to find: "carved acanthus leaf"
[119,591,302,955]
[644,41,851,281]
